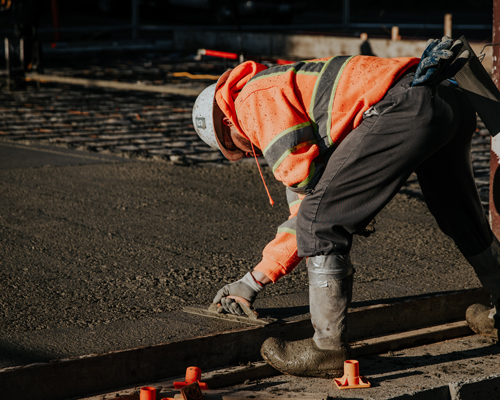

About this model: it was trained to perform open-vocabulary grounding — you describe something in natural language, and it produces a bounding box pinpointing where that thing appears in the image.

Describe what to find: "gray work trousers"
[296,76,493,259]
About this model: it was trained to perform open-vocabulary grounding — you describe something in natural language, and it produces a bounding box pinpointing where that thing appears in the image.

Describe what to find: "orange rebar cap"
[334,360,371,390]
[140,386,157,400]
[173,366,209,390]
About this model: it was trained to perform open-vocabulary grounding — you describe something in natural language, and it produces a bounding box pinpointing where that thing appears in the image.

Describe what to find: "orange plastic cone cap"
[173,366,209,390]
[140,386,157,400]
[185,366,202,383]
[334,360,371,390]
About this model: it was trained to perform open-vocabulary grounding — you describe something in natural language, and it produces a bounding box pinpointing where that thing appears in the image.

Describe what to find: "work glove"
[412,36,464,87]
[213,272,265,316]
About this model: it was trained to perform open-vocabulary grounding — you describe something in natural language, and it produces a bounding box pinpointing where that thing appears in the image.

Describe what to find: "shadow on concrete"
[364,343,500,382]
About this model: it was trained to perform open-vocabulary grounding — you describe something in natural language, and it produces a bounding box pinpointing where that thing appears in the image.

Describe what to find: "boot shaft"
[307,255,354,350]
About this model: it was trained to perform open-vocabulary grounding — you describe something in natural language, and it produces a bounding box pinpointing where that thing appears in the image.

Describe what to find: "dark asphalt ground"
[0,140,482,369]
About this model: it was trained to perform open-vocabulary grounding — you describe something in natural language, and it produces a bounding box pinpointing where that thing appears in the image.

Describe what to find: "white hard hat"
[192,70,244,161]
[192,83,220,150]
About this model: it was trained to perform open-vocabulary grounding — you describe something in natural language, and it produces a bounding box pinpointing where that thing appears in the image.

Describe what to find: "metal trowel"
[183,296,276,326]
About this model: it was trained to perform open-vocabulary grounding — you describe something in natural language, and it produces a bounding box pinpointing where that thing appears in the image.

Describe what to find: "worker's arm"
[214,84,327,313]
[213,189,303,314]
[253,187,304,282]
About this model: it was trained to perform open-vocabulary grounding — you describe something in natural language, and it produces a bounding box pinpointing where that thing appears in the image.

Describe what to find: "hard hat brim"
[212,70,245,162]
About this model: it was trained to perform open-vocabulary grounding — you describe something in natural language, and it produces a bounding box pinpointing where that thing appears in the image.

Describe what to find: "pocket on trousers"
[373,98,395,116]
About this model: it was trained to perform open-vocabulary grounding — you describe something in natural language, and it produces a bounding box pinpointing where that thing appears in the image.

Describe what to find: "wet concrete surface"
[0,147,484,370]
[0,141,131,169]
[0,52,492,372]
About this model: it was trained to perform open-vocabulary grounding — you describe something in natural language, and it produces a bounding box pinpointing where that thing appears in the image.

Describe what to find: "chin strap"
[251,142,274,206]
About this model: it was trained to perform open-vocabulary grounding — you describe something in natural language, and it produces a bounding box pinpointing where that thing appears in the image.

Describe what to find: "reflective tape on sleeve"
[309,55,354,151]
[289,162,325,195]
[249,60,325,84]
[277,216,297,235]
[286,187,302,208]
[263,121,316,173]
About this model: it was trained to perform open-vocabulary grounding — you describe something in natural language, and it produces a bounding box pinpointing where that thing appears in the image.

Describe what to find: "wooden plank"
[186,288,490,341]
[221,397,326,400]
[350,320,473,358]
[175,393,327,400]
[348,288,489,341]
[79,363,281,400]
[203,362,280,389]
[25,73,205,97]
[0,288,489,400]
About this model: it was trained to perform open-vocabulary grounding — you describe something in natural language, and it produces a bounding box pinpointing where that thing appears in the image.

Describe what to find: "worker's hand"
[412,36,464,87]
[213,272,265,315]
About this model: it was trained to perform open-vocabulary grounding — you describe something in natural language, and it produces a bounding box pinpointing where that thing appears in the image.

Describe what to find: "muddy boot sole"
[466,303,499,341]
[260,337,347,379]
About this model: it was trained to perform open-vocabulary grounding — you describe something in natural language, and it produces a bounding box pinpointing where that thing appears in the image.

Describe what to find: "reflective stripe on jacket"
[216,55,419,282]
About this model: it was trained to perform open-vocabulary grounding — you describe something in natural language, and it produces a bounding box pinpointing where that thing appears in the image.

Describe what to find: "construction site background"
[1,1,500,399]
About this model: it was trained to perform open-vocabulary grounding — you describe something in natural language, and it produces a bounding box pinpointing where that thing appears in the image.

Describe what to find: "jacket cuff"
[254,258,296,283]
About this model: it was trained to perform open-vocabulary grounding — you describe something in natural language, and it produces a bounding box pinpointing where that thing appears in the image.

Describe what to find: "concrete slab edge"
[389,385,450,400]
[386,373,500,399]
[449,373,500,400]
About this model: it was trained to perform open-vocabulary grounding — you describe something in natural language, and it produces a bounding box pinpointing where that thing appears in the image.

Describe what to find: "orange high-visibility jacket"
[216,55,420,282]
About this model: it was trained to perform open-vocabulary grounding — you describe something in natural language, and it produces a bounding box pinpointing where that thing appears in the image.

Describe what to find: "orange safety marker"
[199,49,239,60]
[140,386,157,400]
[174,366,209,390]
[334,360,371,390]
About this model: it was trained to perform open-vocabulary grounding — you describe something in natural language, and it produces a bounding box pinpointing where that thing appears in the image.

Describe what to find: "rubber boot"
[465,236,500,341]
[466,304,498,340]
[260,255,353,378]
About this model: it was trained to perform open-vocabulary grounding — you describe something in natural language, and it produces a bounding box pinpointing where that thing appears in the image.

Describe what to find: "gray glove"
[213,272,265,315]
[412,36,464,87]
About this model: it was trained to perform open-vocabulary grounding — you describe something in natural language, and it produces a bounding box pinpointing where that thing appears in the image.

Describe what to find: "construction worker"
[192,37,500,378]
